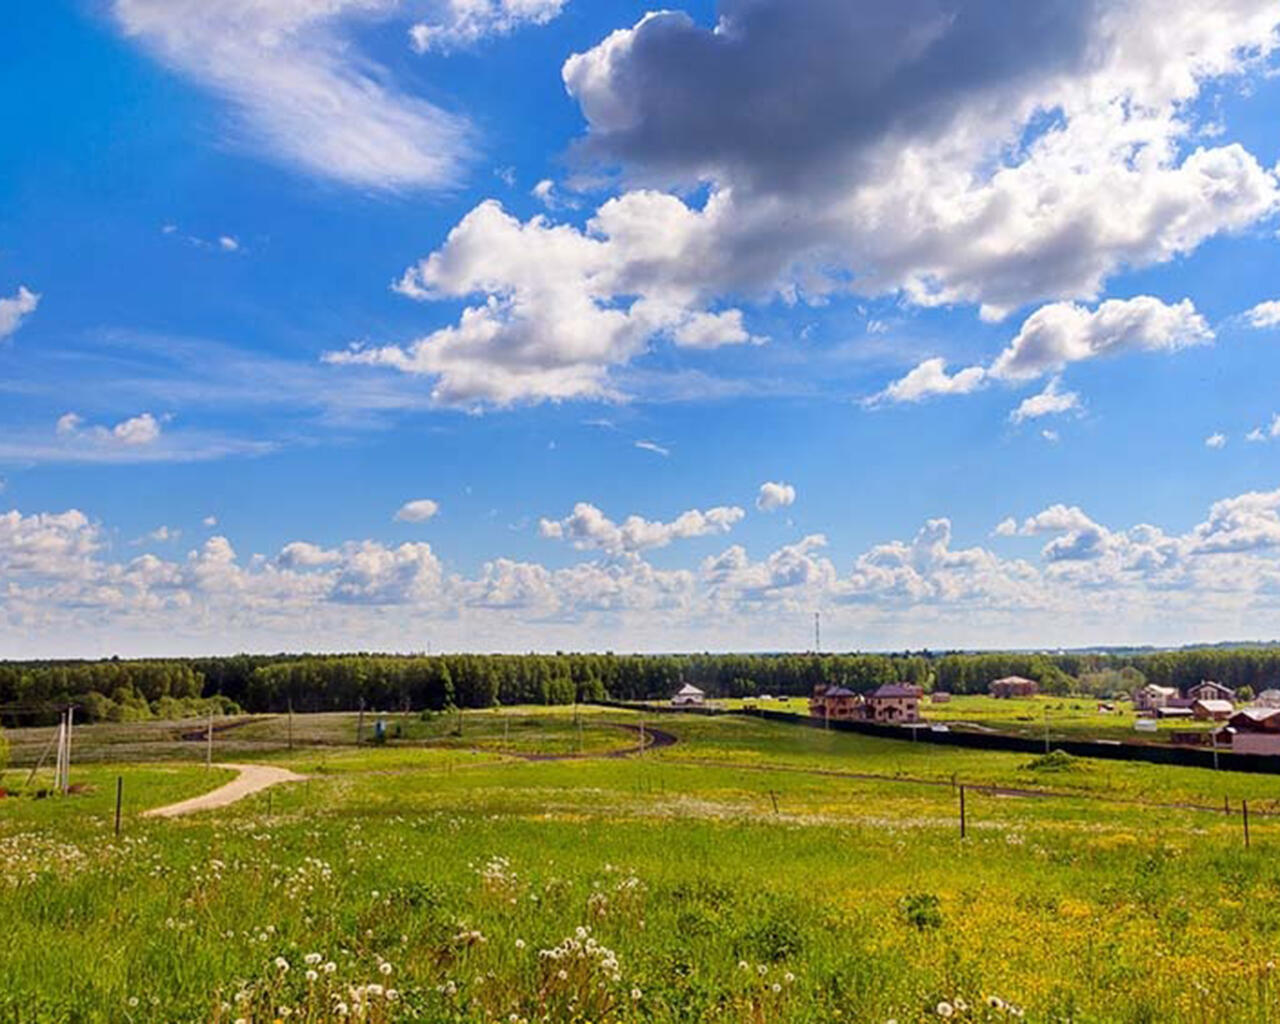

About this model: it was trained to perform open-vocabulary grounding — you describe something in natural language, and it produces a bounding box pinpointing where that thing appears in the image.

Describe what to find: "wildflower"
[305,970,318,983]
[738,961,750,971]
[987,996,1005,1011]
[937,1002,954,1018]
[515,939,526,950]
[304,953,322,966]
[771,983,782,993]
[557,969,569,980]
[386,989,399,1001]
[784,972,795,983]
[274,957,290,972]
[323,961,337,974]
[128,997,139,1008]
[334,1003,349,1017]
[757,964,768,976]
[379,962,393,976]
[367,983,384,997]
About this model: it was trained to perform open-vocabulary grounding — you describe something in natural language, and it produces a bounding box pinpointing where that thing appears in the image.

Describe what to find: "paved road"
[143,762,305,819]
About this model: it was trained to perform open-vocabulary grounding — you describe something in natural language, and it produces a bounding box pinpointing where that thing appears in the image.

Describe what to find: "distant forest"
[4,646,1280,724]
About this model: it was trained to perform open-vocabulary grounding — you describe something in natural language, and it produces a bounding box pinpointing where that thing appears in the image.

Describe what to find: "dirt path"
[143,762,306,819]
[514,723,678,761]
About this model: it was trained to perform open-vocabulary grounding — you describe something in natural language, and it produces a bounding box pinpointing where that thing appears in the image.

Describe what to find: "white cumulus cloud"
[756,481,796,512]
[1009,378,1081,424]
[0,286,39,341]
[539,501,745,555]
[395,498,440,523]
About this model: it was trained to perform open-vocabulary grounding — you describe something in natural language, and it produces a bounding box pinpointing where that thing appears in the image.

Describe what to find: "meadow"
[3,707,1280,1023]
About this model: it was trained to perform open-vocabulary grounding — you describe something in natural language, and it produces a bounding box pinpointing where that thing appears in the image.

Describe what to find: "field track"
[142,762,306,819]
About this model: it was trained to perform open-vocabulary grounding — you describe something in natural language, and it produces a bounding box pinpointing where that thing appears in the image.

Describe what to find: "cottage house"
[1133,684,1178,713]
[930,691,952,704]
[865,683,923,724]
[1192,698,1234,722]
[989,676,1038,699]
[1254,688,1280,709]
[671,683,706,707]
[810,685,863,721]
[1228,708,1280,755]
[1188,680,1236,703]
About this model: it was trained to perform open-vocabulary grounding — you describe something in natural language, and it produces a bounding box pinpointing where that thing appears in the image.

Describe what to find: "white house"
[1253,689,1280,709]
[1133,684,1178,713]
[671,683,706,707]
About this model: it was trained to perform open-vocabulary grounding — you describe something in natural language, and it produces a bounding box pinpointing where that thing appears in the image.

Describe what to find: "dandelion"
[757,964,768,976]
[305,970,318,983]
[987,996,1005,1011]
[771,982,782,993]
[323,961,337,974]
[379,962,393,976]
[128,997,139,1008]
[304,953,323,966]
[515,939,526,950]
[738,960,750,971]
[937,1002,954,1018]
[557,969,569,980]
[784,972,795,983]
[334,1003,349,1017]
[274,956,290,972]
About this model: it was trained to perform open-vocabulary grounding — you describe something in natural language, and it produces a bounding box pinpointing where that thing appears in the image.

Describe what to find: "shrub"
[900,892,943,931]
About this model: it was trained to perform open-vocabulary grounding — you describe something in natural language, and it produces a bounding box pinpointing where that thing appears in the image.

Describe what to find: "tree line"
[3,647,1280,722]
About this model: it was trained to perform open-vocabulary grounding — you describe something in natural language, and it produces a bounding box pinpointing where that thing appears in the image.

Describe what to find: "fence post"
[1243,799,1251,849]
[769,790,780,815]
[114,776,123,836]
[959,785,967,839]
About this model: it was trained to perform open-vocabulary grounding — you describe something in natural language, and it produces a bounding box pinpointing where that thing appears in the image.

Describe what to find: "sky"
[2,0,1280,658]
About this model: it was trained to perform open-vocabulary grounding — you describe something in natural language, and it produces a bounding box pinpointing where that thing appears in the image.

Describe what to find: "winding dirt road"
[143,763,306,819]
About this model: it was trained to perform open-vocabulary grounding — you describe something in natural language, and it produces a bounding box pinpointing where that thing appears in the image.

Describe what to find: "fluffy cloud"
[560,0,1280,317]
[1009,378,1081,424]
[0,286,39,341]
[395,499,440,523]
[113,0,471,189]
[878,296,1209,407]
[1206,432,1227,449]
[989,297,1212,381]
[872,358,986,405]
[539,501,745,555]
[56,412,162,446]
[1245,300,1280,329]
[324,196,760,405]
[329,0,1280,404]
[15,481,1280,652]
[410,0,567,52]
[756,481,796,512]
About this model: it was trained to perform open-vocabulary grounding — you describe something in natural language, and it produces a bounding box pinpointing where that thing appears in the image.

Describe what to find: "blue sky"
[3,0,1280,657]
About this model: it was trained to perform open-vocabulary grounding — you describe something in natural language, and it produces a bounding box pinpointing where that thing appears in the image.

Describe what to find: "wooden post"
[640,716,646,756]
[959,785,967,839]
[1224,795,1230,815]
[114,776,123,836]
[64,706,74,793]
[288,699,294,752]
[206,711,213,768]
[769,790,779,815]
[1243,799,1251,849]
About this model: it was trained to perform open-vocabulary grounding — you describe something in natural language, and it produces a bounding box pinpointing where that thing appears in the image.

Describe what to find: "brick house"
[809,685,863,721]
[989,676,1038,699]
[865,683,923,724]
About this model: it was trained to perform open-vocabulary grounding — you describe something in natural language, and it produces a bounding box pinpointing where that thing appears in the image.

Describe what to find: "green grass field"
[3,707,1280,1022]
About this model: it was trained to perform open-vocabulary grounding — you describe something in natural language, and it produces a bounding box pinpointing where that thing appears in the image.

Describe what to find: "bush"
[900,892,943,931]
[1021,750,1082,773]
